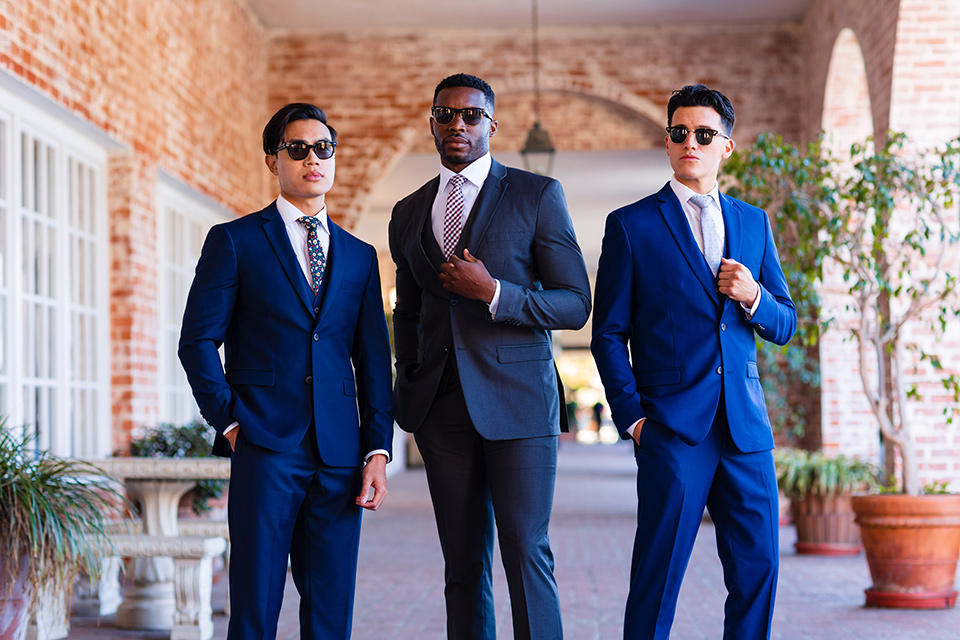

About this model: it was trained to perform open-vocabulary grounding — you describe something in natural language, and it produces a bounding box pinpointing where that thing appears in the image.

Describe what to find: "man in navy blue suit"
[389,73,591,639]
[591,85,797,639]
[179,103,393,639]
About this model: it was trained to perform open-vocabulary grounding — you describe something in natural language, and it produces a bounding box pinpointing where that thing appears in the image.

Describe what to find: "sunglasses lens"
[668,128,687,144]
[461,109,482,125]
[433,108,454,125]
[286,143,309,160]
[315,144,334,160]
[695,129,715,145]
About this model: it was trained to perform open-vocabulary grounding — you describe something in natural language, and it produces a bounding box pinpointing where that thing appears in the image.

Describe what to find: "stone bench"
[109,535,226,640]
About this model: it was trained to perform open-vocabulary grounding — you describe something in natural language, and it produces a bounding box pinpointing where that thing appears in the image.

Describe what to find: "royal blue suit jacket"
[178,201,393,466]
[591,183,796,453]
[389,159,591,438]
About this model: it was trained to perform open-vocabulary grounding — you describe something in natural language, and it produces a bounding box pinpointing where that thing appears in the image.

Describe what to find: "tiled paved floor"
[69,440,960,639]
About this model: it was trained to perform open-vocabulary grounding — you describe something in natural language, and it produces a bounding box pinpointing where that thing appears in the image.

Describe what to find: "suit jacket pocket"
[636,368,681,388]
[226,369,276,386]
[343,378,357,397]
[747,361,760,379]
[497,343,552,363]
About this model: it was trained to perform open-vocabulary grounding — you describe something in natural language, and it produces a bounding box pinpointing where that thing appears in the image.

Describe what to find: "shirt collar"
[439,152,492,191]
[670,177,720,209]
[276,194,330,233]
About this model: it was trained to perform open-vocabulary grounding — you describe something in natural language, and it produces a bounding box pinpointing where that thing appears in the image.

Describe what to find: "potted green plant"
[128,420,226,516]
[728,131,960,608]
[775,448,878,555]
[0,421,127,639]
[831,132,960,609]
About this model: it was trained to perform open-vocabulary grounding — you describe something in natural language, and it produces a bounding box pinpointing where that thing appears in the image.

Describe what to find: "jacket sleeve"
[590,211,646,435]
[494,179,592,330]
[747,212,797,346]
[352,244,395,459]
[177,224,240,434]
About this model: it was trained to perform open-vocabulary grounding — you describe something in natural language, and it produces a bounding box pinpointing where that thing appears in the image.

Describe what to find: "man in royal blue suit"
[389,73,591,640]
[179,103,393,640]
[591,85,797,639]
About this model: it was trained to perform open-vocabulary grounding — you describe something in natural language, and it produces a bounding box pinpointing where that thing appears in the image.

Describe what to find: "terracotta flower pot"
[791,492,862,556]
[851,494,960,609]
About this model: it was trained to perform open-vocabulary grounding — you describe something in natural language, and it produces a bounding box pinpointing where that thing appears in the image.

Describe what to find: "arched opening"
[821,28,874,154]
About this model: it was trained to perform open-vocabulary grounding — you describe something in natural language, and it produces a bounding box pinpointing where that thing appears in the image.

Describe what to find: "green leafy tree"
[726,132,960,494]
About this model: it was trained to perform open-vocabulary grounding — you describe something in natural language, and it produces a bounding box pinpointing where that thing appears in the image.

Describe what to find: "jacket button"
[721,323,726,331]
[314,307,320,314]
[716,366,723,375]
[305,376,313,384]
[450,298,459,307]
[313,334,319,341]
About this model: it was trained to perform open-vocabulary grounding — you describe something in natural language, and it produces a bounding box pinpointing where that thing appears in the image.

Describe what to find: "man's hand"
[439,249,497,303]
[717,258,760,305]
[631,418,646,445]
[356,454,388,511]
[224,428,239,451]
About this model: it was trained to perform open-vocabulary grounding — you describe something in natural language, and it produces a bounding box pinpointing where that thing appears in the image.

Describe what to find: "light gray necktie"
[689,194,722,278]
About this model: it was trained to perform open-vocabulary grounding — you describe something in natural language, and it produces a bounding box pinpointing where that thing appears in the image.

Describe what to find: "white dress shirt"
[431,153,502,316]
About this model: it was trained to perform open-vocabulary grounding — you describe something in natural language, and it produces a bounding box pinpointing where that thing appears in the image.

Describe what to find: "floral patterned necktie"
[297,216,326,294]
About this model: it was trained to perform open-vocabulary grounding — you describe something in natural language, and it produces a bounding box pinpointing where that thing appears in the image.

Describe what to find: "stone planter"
[851,494,960,609]
[0,557,29,640]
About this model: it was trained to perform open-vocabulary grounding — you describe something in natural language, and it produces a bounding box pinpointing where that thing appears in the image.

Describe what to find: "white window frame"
[156,173,232,426]
[0,79,110,457]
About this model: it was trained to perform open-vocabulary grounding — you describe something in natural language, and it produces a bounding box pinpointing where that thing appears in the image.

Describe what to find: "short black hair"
[667,85,735,136]
[433,73,495,113]
[262,103,338,155]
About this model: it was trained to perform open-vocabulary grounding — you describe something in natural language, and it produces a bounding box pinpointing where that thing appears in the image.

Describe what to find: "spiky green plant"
[775,448,879,500]
[0,420,128,610]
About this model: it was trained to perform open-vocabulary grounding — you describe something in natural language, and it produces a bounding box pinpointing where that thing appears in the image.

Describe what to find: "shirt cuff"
[740,287,762,319]
[223,422,239,435]
[364,449,390,463]
[488,279,502,318]
[626,417,646,438]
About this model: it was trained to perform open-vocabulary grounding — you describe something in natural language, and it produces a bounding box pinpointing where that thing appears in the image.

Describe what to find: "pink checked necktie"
[297,216,326,294]
[689,194,722,278]
[442,174,466,260]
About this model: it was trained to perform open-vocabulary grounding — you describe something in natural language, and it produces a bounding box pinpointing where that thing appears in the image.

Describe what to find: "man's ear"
[722,137,736,159]
[488,119,498,137]
[265,154,278,176]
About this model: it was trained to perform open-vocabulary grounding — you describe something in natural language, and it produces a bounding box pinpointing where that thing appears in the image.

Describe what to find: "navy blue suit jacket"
[389,160,591,439]
[178,201,393,466]
[591,183,796,453]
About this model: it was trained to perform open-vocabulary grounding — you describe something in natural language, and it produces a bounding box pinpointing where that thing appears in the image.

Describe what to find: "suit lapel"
[657,185,719,304]
[719,193,743,313]
[261,202,315,314]
[458,160,507,257]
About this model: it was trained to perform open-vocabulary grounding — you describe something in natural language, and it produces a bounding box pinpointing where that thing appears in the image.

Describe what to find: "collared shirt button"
[716,366,723,375]
[305,376,313,384]
[313,334,319,341]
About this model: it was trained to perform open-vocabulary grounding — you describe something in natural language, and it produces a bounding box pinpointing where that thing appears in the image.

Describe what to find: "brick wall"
[266,23,804,227]
[804,0,960,488]
[1,0,270,443]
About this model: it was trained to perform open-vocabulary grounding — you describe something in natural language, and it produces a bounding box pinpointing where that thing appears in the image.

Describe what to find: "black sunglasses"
[666,126,731,146]
[275,139,337,161]
[431,106,492,126]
